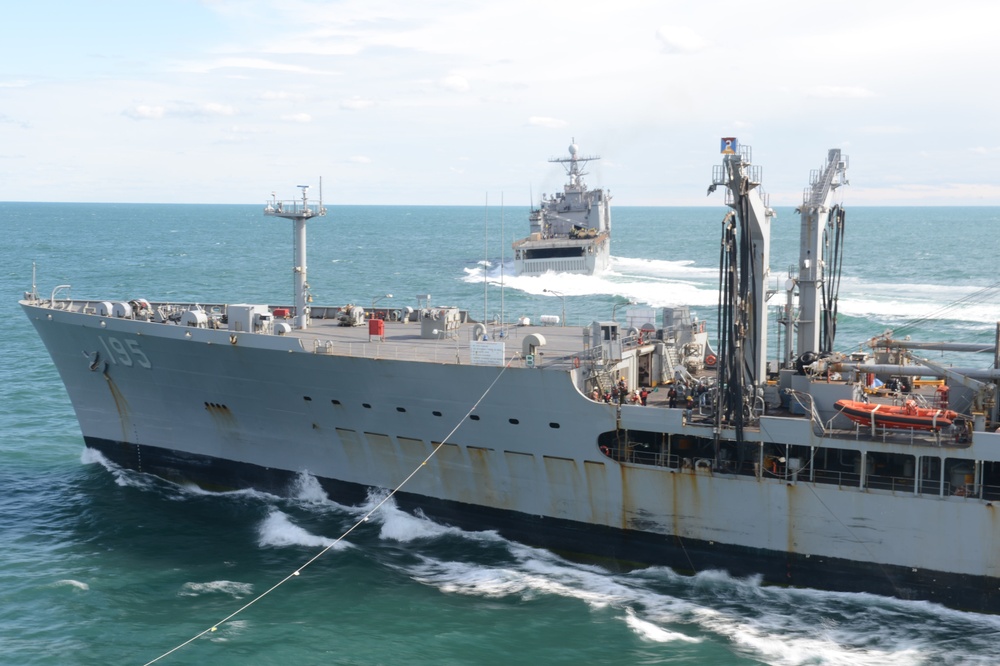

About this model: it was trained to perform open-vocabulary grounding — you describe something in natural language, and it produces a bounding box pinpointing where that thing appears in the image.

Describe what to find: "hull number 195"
[98,335,152,369]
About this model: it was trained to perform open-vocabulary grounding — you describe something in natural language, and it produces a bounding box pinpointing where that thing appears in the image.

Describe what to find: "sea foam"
[178,580,253,599]
[256,509,349,551]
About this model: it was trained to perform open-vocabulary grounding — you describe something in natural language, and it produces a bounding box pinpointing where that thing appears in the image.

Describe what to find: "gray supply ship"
[22,142,1000,613]
[512,141,611,275]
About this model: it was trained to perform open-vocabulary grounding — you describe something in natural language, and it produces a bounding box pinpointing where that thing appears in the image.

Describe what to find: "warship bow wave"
[512,141,611,275]
[22,143,1000,613]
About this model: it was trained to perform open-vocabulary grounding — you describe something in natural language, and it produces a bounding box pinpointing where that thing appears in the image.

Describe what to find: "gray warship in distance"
[512,141,611,275]
[22,142,1000,613]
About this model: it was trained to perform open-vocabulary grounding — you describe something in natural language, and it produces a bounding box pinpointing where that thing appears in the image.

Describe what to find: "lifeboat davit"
[835,399,959,431]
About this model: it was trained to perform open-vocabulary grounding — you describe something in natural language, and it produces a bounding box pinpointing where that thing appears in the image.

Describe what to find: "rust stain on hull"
[103,372,131,444]
[103,371,143,471]
[204,402,237,428]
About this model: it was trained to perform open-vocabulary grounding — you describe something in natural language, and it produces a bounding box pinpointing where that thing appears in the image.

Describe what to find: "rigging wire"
[143,355,517,666]
[821,205,846,353]
[894,279,1000,334]
[853,278,1000,349]
[738,191,760,390]
[716,213,738,431]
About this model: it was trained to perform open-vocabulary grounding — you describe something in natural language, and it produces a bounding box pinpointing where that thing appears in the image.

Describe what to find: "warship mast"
[264,182,326,330]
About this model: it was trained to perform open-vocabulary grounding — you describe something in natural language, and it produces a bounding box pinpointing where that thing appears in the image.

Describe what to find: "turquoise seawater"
[3,201,1000,665]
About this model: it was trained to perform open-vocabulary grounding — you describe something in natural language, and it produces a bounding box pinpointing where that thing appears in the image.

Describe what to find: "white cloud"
[859,125,910,135]
[527,116,567,129]
[805,86,875,99]
[260,90,305,102]
[0,113,30,129]
[340,97,375,110]
[348,156,372,164]
[655,25,708,54]
[124,105,166,120]
[123,102,234,120]
[851,182,1000,203]
[281,113,312,123]
[439,75,470,92]
[261,36,364,57]
[203,102,236,116]
[173,57,337,76]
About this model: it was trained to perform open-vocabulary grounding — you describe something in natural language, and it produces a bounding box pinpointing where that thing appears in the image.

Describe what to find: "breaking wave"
[178,580,254,599]
[334,496,1000,665]
[50,579,90,592]
[461,255,1000,328]
[462,256,720,309]
[256,509,350,550]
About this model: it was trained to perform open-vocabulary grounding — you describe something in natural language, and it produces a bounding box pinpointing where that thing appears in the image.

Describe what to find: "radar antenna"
[549,138,601,193]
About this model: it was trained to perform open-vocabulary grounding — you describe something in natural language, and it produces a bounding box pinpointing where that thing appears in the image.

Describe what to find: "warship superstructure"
[22,141,1000,613]
[512,141,611,275]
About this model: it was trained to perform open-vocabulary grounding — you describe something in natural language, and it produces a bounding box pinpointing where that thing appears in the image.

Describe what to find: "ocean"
[3,201,1000,665]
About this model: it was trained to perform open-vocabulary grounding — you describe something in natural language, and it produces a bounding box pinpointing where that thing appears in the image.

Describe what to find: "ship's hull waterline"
[24,300,1000,614]
[86,434,1000,614]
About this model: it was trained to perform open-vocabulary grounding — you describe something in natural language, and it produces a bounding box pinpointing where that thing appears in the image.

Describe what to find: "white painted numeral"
[125,339,152,368]
[98,335,152,369]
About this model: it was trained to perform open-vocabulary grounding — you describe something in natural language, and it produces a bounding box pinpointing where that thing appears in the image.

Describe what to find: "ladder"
[664,345,680,380]
[593,370,614,398]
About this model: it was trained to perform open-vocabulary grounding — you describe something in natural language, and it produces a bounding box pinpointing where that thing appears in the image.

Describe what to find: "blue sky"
[1,0,997,205]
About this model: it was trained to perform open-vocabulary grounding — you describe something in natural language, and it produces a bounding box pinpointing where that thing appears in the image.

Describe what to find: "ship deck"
[289,312,597,370]
[511,230,609,250]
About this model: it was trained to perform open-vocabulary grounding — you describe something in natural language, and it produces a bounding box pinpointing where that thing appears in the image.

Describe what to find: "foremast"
[709,139,774,434]
[795,150,849,358]
[553,140,598,191]
[544,140,609,234]
[264,183,326,330]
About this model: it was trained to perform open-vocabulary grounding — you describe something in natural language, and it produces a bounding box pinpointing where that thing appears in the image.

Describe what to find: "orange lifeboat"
[835,399,959,431]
